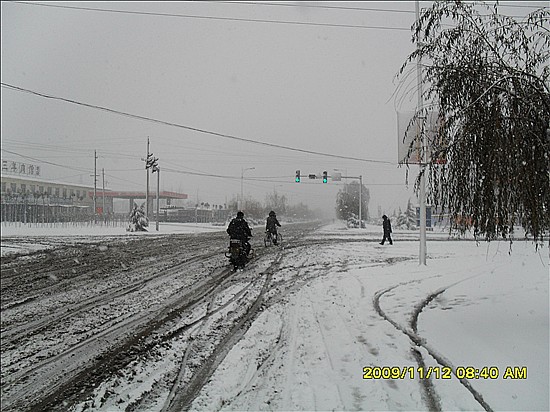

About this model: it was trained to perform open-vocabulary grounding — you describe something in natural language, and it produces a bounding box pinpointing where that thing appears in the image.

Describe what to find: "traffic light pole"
[298,171,364,228]
[341,174,363,228]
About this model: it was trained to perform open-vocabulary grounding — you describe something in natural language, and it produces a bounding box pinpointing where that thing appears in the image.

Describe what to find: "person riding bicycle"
[227,211,252,256]
[265,210,281,245]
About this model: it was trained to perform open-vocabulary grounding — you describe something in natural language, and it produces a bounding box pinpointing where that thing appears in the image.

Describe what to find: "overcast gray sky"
[1,1,547,217]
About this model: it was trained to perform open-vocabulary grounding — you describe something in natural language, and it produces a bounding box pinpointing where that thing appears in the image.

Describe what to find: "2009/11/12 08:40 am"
[362,366,528,380]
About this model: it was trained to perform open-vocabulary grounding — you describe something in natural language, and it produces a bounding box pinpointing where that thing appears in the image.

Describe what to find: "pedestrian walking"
[379,214,393,245]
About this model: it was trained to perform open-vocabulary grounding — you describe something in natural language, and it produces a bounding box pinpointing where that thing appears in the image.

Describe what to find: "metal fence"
[0,202,128,225]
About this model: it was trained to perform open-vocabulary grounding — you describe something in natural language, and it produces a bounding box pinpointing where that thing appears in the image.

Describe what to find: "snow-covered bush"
[346,216,365,228]
[127,203,149,232]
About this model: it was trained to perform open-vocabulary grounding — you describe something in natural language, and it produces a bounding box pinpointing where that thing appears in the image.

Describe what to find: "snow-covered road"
[190,225,549,412]
[1,222,548,411]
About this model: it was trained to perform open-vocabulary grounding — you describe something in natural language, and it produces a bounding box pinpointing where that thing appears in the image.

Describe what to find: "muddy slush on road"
[0,222,321,411]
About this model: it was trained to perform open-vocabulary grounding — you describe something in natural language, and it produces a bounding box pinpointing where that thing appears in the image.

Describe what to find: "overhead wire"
[212,0,547,15]
[1,83,395,165]
[4,129,387,185]
[1,1,453,194]
[11,1,412,31]
[200,1,418,14]
[1,148,146,188]
[103,172,143,188]
[1,148,92,174]
[5,2,536,203]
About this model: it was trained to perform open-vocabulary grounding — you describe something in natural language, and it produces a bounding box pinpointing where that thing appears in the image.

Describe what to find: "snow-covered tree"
[265,190,288,216]
[405,198,417,229]
[335,181,370,222]
[397,2,549,244]
[396,207,408,229]
[127,202,148,232]
[396,202,417,230]
[287,202,316,221]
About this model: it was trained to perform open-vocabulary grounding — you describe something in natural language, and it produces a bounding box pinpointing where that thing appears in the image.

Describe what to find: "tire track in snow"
[161,254,283,412]
[2,251,221,344]
[159,262,273,411]
[282,296,300,410]
[311,300,346,409]
[1,223,319,411]
[6,262,234,412]
[373,281,494,412]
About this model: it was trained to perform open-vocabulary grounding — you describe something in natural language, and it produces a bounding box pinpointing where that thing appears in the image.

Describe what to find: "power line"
[496,1,550,8]
[163,165,408,186]
[162,166,241,181]
[1,148,92,173]
[1,83,395,165]
[103,172,142,188]
[213,0,548,11]
[2,147,147,188]
[3,139,146,165]
[12,1,411,31]
[206,1,417,14]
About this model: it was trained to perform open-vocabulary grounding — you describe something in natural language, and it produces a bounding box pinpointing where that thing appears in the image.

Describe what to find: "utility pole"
[153,165,160,231]
[102,168,106,220]
[143,138,158,222]
[93,150,98,221]
[146,138,150,219]
[196,188,199,225]
[416,0,427,265]
[359,175,362,226]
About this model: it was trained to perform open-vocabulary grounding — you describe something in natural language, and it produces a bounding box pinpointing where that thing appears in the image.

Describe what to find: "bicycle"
[264,231,283,247]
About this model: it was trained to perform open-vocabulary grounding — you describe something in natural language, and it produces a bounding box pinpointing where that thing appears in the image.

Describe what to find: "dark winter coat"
[266,215,281,232]
[383,218,392,234]
[227,217,252,241]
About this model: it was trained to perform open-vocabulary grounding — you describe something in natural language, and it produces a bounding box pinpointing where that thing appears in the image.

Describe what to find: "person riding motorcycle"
[265,210,281,245]
[227,211,252,256]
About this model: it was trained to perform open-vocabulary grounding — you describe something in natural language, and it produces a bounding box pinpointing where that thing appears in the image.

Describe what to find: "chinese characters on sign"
[2,160,41,177]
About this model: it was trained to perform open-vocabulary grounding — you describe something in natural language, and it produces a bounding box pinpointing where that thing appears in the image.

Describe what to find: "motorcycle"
[225,238,253,270]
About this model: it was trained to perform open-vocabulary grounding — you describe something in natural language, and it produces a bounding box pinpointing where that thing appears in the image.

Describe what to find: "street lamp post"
[240,167,255,211]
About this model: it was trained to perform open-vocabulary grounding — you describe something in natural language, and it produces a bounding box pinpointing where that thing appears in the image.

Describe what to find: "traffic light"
[145,153,153,169]
[146,153,158,170]
[322,171,328,183]
[295,170,301,183]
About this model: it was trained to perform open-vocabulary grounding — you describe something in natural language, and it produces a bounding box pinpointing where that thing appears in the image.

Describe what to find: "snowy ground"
[188,224,549,412]
[1,220,548,411]
[0,221,227,257]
